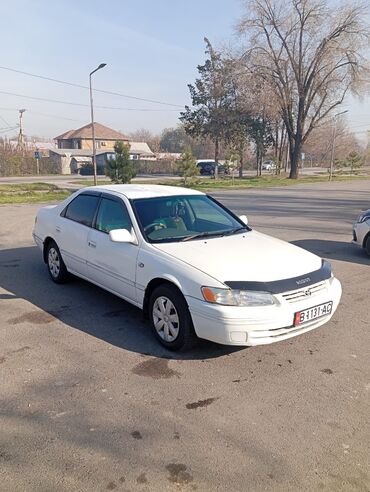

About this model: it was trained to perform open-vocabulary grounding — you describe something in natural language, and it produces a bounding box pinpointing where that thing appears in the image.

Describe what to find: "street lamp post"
[329,109,348,182]
[89,63,107,186]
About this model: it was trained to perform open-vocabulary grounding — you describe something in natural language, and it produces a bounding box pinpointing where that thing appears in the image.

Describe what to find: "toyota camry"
[33,185,342,350]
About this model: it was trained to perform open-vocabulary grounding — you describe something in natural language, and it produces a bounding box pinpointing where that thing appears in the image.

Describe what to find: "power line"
[0,65,184,108]
[346,123,370,129]
[0,106,90,123]
[0,126,19,134]
[0,90,181,112]
[0,114,11,127]
[15,110,82,122]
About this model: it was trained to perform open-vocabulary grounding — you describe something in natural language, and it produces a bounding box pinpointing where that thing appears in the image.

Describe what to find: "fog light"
[230,331,248,342]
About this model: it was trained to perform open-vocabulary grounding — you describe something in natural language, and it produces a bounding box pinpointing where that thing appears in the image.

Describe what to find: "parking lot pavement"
[0,181,369,492]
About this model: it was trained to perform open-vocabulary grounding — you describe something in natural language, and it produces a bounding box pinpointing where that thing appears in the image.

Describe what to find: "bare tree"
[238,0,370,178]
[159,125,217,158]
[226,54,285,175]
[303,117,361,166]
[129,128,161,153]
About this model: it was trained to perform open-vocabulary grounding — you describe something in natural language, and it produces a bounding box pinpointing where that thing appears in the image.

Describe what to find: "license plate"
[294,301,333,326]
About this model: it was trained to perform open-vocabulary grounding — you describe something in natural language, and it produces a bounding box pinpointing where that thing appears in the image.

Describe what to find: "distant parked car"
[352,209,370,256]
[262,160,276,171]
[197,160,227,176]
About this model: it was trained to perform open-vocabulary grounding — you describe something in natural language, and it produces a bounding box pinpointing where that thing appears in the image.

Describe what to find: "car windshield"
[132,194,249,243]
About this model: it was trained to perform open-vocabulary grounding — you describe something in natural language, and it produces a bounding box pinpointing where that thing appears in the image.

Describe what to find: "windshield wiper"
[181,227,249,242]
[181,231,224,242]
[221,226,249,236]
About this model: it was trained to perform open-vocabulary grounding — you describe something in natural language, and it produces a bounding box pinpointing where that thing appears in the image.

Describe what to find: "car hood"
[153,230,322,284]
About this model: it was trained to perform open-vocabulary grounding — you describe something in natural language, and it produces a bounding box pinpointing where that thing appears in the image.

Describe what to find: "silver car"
[352,209,370,256]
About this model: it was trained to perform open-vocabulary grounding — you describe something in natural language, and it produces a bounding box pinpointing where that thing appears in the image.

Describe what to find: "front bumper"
[352,221,369,248]
[32,232,43,250]
[187,277,342,346]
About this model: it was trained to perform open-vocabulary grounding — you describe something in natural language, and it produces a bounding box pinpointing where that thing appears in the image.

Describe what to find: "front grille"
[353,230,357,241]
[281,281,328,303]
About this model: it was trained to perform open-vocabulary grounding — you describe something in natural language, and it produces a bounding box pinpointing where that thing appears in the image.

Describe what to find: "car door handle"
[56,226,61,233]
[88,241,96,248]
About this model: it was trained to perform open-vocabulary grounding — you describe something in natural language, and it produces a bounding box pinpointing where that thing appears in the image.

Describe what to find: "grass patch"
[70,179,111,186]
[76,174,369,191]
[190,174,368,191]
[0,182,59,193]
[0,191,70,204]
[0,183,71,204]
[0,174,367,204]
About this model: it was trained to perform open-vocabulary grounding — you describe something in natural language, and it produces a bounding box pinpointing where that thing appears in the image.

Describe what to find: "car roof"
[82,184,205,199]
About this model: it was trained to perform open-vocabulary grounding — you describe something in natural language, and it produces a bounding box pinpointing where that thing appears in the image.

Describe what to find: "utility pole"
[89,63,107,186]
[329,110,348,181]
[17,109,26,149]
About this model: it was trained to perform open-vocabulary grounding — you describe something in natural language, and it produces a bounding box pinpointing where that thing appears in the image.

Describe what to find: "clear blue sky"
[0,0,368,141]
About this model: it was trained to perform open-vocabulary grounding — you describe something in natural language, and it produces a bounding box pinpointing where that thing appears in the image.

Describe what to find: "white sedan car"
[33,185,342,351]
[352,209,370,256]
[262,161,276,171]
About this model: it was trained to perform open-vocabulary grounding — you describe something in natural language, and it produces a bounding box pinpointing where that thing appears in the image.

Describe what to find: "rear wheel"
[46,240,69,283]
[149,284,197,351]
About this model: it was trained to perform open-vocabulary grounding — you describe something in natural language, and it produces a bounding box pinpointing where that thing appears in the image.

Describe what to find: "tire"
[46,240,69,284]
[149,284,197,351]
[365,235,370,257]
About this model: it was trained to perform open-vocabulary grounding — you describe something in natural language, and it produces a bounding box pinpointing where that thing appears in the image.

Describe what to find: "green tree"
[334,157,346,173]
[225,123,249,178]
[105,141,135,184]
[345,151,363,175]
[248,117,274,176]
[180,38,235,178]
[178,148,199,186]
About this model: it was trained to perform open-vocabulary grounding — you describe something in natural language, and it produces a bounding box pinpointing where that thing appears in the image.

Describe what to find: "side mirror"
[239,214,248,225]
[109,228,137,244]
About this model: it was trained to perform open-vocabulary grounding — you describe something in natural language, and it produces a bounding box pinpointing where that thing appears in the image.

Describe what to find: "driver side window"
[95,198,132,234]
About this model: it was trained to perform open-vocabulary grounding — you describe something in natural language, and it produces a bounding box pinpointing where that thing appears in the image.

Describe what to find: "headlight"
[357,211,370,223]
[201,286,277,306]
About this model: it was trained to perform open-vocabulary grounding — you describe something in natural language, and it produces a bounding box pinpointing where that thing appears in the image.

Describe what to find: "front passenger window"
[95,198,132,233]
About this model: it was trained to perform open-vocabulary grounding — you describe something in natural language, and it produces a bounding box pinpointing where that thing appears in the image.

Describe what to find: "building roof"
[71,156,92,163]
[54,129,75,140]
[157,152,182,160]
[129,141,154,155]
[84,184,204,199]
[54,123,129,141]
[33,141,57,151]
[50,149,93,156]
[8,140,56,150]
[50,143,152,157]
[49,149,111,157]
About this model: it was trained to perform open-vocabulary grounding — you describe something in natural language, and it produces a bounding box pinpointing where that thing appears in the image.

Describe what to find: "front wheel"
[149,285,197,351]
[46,240,69,283]
[365,235,370,257]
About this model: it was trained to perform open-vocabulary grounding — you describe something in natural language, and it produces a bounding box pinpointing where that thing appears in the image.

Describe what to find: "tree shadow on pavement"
[0,246,243,361]
[291,239,369,265]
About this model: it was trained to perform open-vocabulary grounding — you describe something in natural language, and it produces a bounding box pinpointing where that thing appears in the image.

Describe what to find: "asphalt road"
[0,181,369,492]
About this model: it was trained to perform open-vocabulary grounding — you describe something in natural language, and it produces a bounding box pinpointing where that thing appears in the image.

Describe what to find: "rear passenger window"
[64,194,99,227]
[95,198,132,233]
